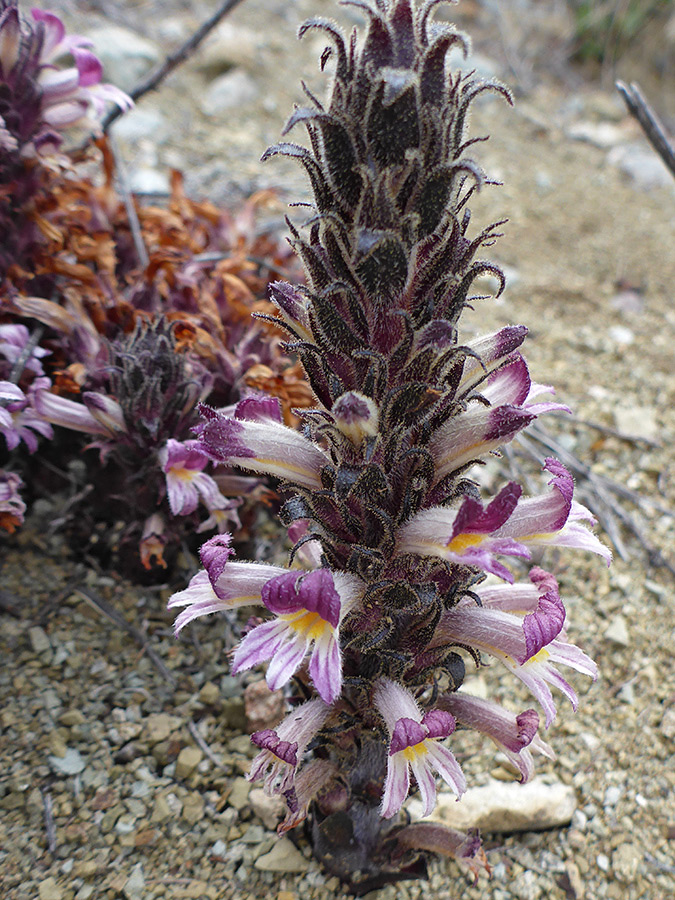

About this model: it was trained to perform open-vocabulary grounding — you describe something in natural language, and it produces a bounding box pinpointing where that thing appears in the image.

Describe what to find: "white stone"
[254,837,309,873]
[607,325,635,346]
[415,778,577,833]
[48,748,85,776]
[607,142,674,190]
[29,626,51,654]
[613,405,658,441]
[86,26,161,93]
[567,121,626,148]
[596,853,610,872]
[660,707,675,740]
[123,863,145,899]
[603,615,630,647]
[128,167,170,196]
[201,69,259,116]
[249,787,286,830]
[604,786,622,807]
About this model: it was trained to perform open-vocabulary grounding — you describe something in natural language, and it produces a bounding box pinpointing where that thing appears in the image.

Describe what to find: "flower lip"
[450,481,522,540]
[262,569,341,628]
[250,729,299,767]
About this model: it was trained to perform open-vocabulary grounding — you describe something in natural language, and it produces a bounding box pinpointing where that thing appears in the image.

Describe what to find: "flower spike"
[167,1,608,885]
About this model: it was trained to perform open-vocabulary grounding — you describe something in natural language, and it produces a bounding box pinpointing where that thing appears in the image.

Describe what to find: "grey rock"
[29,626,51,654]
[48,748,85,776]
[130,780,150,798]
[211,839,227,857]
[37,878,62,900]
[128,167,170,196]
[603,615,630,647]
[254,837,309,873]
[112,108,167,143]
[86,26,161,93]
[612,842,641,882]
[417,778,577,833]
[617,681,636,705]
[201,69,259,116]
[227,777,251,811]
[249,787,285,830]
[123,863,145,899]
[608,142,674,190]
[451,50,502,82]
[197,23,259,74]
[660,707,675,740]
[613,405,658,442]
[567,120,626,148]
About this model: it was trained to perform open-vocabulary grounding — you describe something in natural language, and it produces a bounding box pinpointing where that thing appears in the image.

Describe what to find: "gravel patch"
[3,1,675,898]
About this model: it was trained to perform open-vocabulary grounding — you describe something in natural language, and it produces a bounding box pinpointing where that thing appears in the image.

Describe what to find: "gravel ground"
[2,1,675,898]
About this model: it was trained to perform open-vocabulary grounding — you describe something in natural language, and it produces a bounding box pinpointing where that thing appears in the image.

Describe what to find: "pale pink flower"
[374,678,465,818]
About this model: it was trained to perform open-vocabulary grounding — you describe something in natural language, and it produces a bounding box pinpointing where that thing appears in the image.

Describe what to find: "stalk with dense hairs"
[169,0,610,891]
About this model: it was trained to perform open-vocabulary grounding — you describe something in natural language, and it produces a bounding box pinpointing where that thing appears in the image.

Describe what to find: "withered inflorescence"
[169,0,610,891]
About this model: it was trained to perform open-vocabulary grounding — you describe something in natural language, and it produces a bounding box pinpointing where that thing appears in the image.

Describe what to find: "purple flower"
[456,326,528,396]
[438,693,554,782]
[398,458,610,580]
[231,569,363,704]
[434,569,597,727]
[0,468,26,532]
[0,2,131,156]
[331,391,380,446]
[167,535,289,635]
[0,324,50,376]
[0,378,53,452]
[248,698,331,795]
[32,386,125,438]
[196,399,329,489]
[397,481,529,581]
[500,637,598,728]
[374,678,466,819]
[159,439,229,516]
[492,458,612,563]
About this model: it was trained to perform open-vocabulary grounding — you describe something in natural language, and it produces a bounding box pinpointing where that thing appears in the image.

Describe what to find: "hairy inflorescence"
[167,0,610,890]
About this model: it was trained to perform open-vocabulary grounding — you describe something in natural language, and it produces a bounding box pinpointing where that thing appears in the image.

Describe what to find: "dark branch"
[616,80,675,180]
[100,0,248,134]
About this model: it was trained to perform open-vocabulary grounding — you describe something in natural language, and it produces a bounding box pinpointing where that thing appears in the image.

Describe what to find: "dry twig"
[75,587,176,686]
[100,0,248,134]
[108,136,149,269]
[507,421,675,577]
[616,80,675,180]
[187,719,224,769]
[41,788,57,856]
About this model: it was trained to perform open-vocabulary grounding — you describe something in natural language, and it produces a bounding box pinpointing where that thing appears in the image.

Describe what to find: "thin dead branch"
[9,325,44,384]
[616,80,675,180]
[555,411,661,448]
[507,421,675,577]
[74,587,176,686]
[41,787,57,856]
[187,719,224,769]
[108,136,149,269]
[100,0,248,134]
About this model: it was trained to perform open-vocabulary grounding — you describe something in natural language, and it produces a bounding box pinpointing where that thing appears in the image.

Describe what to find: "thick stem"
[308,737,427,894]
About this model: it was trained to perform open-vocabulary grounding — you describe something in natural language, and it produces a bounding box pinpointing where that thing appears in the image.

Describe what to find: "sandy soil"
[1,2,674,899]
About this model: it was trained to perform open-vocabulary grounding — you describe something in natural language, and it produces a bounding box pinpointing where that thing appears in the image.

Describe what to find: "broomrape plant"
[169,0,610,890]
